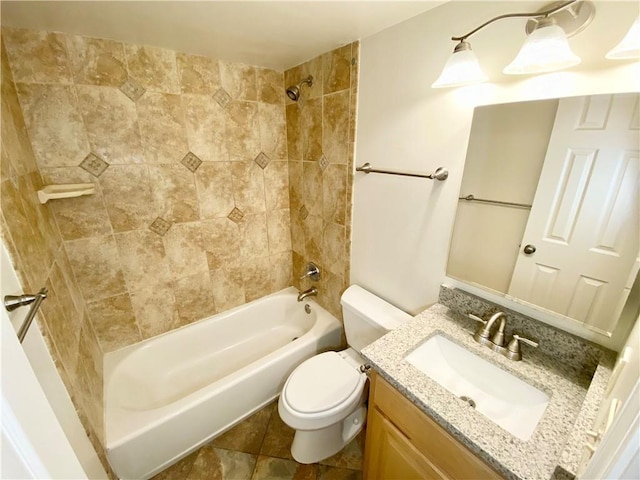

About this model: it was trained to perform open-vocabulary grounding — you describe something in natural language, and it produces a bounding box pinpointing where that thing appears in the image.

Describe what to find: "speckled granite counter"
[361,301,615,480]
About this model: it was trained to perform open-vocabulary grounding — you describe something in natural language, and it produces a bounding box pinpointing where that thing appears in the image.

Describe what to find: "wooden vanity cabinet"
[364,372,502,480]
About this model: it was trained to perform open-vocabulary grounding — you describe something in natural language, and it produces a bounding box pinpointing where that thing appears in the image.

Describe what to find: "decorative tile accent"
[79,152,109,177]
[149,217,172,236]
[299,204,309,220]
[213,87,232,108]
[180,152,203,172]
[319,154,329,172]
[254,152,270,170]
[227,207,245,224]
[119,77,146,102]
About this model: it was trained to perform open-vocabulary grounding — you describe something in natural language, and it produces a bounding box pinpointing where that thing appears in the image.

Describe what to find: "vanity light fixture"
[606,17,640,60]
[433,0,595,88]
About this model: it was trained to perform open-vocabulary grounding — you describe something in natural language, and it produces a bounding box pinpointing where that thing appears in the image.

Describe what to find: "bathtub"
[104,287,343,479]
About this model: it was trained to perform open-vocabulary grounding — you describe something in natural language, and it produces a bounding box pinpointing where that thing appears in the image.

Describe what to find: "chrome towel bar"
[459,194,531,209]
[4,287,48,343]
[356,163,449,181]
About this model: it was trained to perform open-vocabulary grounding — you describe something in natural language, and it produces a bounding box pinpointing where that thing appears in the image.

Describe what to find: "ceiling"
[0,1,447,70]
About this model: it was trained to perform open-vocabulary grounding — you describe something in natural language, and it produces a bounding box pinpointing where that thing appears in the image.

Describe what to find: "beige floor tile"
[211,403,275,454]
[251,455,317,480]
[317,465,362,480]
[260,405,296,460]
[151,449,198,480]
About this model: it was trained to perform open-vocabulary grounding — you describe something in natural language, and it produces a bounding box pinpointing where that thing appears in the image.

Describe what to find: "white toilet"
[278,284,411,464]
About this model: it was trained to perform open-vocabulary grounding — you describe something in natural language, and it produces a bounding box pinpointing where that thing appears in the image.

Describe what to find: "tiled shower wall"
[1,24,358,471]
[286,43,359,318]
[2,27,294,355]
[0,39,107,467]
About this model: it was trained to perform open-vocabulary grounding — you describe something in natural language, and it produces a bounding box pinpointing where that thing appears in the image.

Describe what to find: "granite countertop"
[361,303,614,480]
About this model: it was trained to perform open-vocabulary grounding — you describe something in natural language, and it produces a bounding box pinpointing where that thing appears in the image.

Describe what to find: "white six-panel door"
[508,93,639,335]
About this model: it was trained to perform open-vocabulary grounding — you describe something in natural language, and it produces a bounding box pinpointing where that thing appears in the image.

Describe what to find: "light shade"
[432,41,488,88]
[504,21,581,75]
[606,18,640,60]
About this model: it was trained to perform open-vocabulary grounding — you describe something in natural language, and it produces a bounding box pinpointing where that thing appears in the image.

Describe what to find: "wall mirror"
[447,92,639,340]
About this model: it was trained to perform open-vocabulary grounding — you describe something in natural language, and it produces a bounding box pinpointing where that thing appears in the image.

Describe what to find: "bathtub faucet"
[297,287,318,302]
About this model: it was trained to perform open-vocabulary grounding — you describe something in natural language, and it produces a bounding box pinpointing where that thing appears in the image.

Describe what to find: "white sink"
[405,334,549,441]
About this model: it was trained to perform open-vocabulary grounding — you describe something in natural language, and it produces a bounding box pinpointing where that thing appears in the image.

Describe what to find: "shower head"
[286,75,313,101]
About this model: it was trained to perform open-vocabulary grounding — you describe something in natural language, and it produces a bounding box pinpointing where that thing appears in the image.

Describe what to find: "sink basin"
[405,334,549,441]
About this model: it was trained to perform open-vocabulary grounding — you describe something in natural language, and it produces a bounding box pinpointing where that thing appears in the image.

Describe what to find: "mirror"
[447,92,639,338]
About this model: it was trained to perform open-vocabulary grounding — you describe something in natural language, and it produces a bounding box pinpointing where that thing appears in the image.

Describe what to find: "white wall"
[352,0,640,314]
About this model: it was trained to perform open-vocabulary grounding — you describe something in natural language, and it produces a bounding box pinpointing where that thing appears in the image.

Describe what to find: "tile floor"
[151,401,365,480]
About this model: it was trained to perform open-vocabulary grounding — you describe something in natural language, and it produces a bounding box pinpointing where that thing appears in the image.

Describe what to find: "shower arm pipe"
[451,0,576,41]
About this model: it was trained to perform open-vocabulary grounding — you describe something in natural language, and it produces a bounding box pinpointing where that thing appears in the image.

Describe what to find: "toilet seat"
[283,352,365,415]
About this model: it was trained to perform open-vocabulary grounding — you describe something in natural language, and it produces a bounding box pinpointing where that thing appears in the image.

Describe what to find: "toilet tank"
[340,285,412,353]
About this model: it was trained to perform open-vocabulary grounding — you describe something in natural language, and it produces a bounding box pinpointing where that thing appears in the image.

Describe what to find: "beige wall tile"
[124,44,179,94]
[2,27,72,84]
[40,167,112,241]
[148,164,199,223]
[322,91,349,164]
[99,164,155,232]
[210,266,245,313]
[19,173,61,259]
[76,85,143,164]
[136,92,188,164]
[271,251,292,291]
[226,101,260,161]
[285,104,302,161]
[87,293,141,352]
[176,52,221,94]
[290,209,305,258]
[183,94,228,162]
[66,35,127,87]
[1,43,39,176]
[267,209,292,255]
[163,222,207,279]
[231,161,266,214]
[264,161,290,211]
[200,218,241,270]
[195,162,234,219]
[239,213,269,259]
[350,42,360,91]
[258,103,287,160]
[241,256,274,302]
[300,98,322,162]
[256,68,283,105]
[322,44,351,95]
[322,222,346,276]
[65,235,127,301]
[55,246,86,316]
[303,161,322,216]
[115,229,172,291]
[129,282,179,339]
[220,61,257,101]
[173,271,216,325]
[16,83,90,168]
[323,164,347,226]
[288,161,303,213]
[291,251,305,290]
[303,214,323,265]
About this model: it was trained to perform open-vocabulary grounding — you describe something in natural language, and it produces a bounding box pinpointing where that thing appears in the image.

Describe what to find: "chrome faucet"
[297,287,318,302]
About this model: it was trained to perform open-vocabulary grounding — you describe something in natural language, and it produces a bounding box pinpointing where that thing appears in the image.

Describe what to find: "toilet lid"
[285,352,363,414]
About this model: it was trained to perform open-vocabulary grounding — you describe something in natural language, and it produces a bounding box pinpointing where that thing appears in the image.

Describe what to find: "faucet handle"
[512,334,539,348]
[467,313,486,324]
[299,262,320,281]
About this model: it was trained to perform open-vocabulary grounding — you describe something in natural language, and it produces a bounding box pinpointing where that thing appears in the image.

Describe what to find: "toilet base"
[290,406,367,464]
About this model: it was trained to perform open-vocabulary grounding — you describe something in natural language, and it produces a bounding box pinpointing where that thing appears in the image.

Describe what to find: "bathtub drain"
[460,396,476,408]
[291,337,299,342]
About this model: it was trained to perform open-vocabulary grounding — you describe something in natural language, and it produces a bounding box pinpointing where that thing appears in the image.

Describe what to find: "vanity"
[361,286,615,480]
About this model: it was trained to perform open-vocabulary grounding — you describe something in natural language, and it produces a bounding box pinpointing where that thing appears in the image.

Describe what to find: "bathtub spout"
[297,287,318,302]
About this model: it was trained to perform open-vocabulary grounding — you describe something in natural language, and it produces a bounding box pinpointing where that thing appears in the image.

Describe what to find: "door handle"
[523,244,536,255]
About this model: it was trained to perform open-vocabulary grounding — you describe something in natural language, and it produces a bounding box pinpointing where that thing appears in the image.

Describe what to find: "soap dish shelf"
[37,184,95,204]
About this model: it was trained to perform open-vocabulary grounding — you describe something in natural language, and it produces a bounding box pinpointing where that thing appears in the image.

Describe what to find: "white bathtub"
[104,287,343,479]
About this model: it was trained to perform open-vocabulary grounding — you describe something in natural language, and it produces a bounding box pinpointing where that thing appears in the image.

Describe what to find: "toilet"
[278,284,411,464]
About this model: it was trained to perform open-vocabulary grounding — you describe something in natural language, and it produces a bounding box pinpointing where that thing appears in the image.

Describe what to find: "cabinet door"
[365,406,447,480]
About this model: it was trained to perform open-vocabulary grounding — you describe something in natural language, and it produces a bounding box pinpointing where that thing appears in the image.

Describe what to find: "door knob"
[523,244,536,255]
